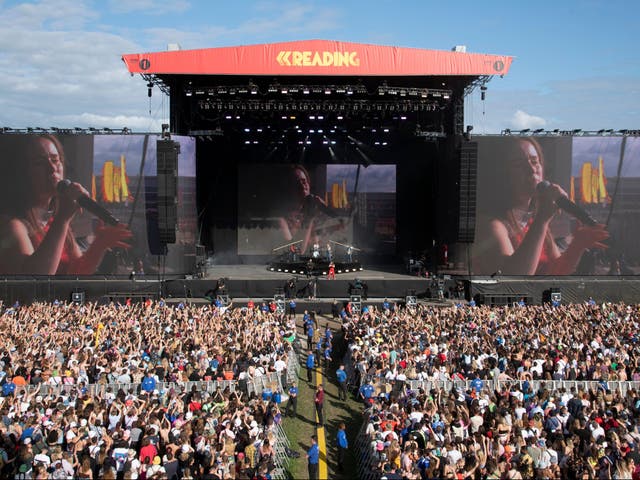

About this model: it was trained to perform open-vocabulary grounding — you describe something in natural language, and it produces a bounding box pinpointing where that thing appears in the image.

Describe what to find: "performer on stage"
[328,261,336,280]
[346,245,353,262]
[325,242,332,262]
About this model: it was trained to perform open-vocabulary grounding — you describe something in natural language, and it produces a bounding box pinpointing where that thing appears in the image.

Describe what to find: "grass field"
[281,312,362,479]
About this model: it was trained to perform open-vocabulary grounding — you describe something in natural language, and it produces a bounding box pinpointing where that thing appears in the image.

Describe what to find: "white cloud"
[0,3,165,130]
[510,110,547,130]
[143,2,343,49]
[107,0,191,15]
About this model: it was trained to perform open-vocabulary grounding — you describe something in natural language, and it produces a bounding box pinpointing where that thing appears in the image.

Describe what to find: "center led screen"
[238,164,396,256]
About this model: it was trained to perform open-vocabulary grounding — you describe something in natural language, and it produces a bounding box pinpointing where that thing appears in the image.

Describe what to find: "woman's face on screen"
[28,137,64,196]
[294,168,311,198]
[508,140,544,195]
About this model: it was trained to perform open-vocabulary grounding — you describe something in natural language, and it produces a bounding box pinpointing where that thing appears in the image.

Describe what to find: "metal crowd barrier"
[286,350,301,386]
[402,379,640,397]
[271,421,292,480]
[20,374,290,400]
[355,420,383,480]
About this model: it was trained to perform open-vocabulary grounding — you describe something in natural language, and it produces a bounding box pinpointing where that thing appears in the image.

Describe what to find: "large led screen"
[0,134,196,276]
[472,136,640,275]
[238,164,396,256]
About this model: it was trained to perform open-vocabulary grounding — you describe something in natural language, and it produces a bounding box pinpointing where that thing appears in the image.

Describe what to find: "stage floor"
[201,264,423,281]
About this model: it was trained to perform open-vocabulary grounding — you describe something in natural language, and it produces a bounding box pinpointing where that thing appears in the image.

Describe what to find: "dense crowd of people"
[343,302,640,479]
[0,300,298,479]
[3,296,640,479]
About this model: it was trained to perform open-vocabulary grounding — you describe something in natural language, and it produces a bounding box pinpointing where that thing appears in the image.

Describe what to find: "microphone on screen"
[536,180,597,226]
[57,179,120,226]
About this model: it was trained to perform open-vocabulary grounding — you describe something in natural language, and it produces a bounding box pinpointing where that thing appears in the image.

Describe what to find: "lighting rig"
[500,129,639,136]
[0,127,132,134]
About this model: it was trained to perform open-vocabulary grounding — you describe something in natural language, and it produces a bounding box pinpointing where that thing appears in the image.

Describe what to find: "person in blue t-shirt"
[306,350,315,383]
[323,345,332,372]
[141,371,157,394]
[307,435,319,479]
[470,373,484,394]
[288,299,296,318]
[336,364,348,401]
[336,422,348,472]
[306,323,314,351]
[1,380,16,397]
[285,382,298,418]
[359,381,375,404]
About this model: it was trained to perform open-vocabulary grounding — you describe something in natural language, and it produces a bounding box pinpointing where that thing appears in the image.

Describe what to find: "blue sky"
[0,0,638,133]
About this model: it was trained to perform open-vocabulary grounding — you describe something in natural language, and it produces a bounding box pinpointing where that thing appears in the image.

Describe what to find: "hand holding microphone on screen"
[536,180,597,226]
[57,179,120,225]
[57,179,132,250]
[536,180,609,249]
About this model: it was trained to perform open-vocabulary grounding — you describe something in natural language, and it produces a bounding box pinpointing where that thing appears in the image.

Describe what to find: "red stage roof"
[122,39,512,77]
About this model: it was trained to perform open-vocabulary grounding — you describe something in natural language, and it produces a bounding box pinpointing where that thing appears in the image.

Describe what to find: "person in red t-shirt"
[139,437,158,465]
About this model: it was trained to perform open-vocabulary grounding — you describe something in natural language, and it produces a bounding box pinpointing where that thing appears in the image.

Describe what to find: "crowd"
[343,301,640,479]
[3,295,640,479]
[0,300,299,479]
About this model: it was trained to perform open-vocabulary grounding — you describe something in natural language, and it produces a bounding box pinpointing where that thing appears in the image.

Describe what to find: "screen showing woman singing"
[0,134,197,276]
[237,163,396,256]
[472,136,640,275]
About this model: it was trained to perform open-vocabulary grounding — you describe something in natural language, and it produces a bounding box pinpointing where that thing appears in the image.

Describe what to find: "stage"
[0,264,435,305]
[0,261,637,305]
